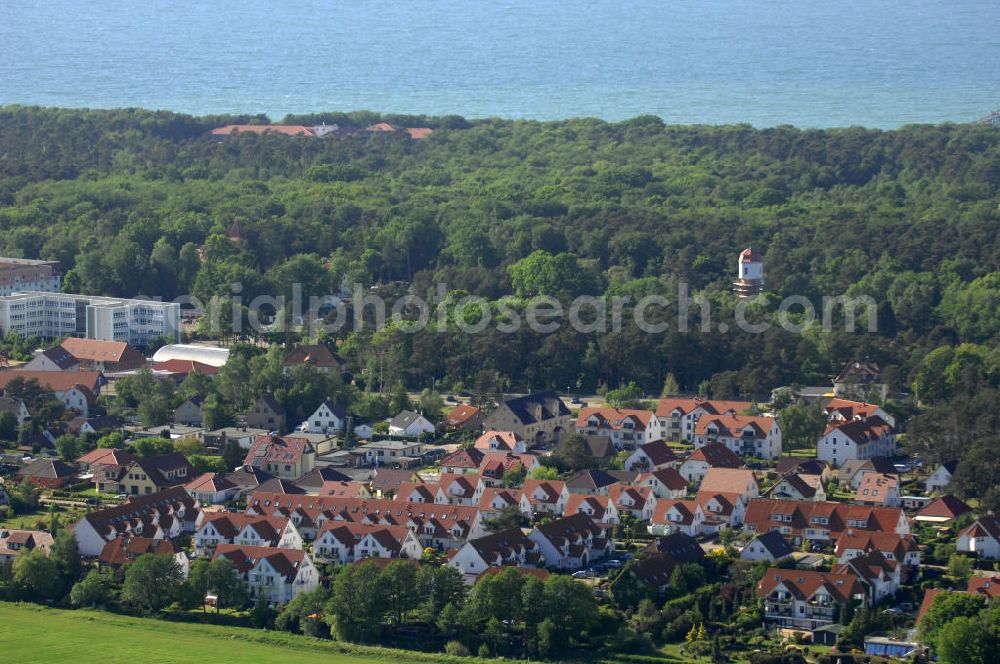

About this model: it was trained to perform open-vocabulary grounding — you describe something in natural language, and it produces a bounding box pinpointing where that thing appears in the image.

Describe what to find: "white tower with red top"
[733,247,764,298]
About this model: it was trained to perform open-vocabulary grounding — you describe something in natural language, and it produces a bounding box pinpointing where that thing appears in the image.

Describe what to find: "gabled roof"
[695,413,774,437]
[441,447,486,469]
[389,410,427,429]
[283,344,343,370]
[254,393,285,416]
[132,453,195,488]
[745,499,906,540]
[959,515,1000,541]
[475,431,523,452]
[758,568,864,605]
[99,535,178,566]
[294,466,353,490]
[834,531,919,561]
[747,531,794,559]
[18,457,75,479]
[80,486,200,537]
[222,465,275,491]
[575,407,654,430]
[312,398,346,419]
[533,512,607,542]
[256,478,306,494]
[521,479,566,505]
[564,494,613,519]
[967,575,1000,601]
[185,472,236,493]
[699,468,758,495]
[854,472,899,503]
[77,447,136,467]
[834,361,881,385]
[655,397,753,418]
[822,398,883,422]
[244,435,313,468]
[835,548,898,583]
[199,513,289,541]
[767,471,822,500]
[38,346,79,370]
[635,440,678,466]
[775,457,829,476]
[445,404,482,428]
[369,468,419,494]
[638,468,689,491]
[824,416,893,445]
[0,396,26,416]
[916,495,971,521]
[500,391,570,425]
[650,499,700,525]
[465,527,536,563]
[213,543,308,582]
[685,442,742,468]
[59,338,134,363]
[0,370,104,395]
[565,469,621,491]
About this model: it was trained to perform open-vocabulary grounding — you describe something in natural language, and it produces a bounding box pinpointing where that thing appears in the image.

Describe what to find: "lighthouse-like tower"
[733,247,764,298]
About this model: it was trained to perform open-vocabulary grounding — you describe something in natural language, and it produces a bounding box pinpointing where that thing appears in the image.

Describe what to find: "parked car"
[605,559,623,568]
[571,570,591,579]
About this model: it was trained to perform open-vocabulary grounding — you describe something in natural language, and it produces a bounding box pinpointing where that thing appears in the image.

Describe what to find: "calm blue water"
[1,0,997,128]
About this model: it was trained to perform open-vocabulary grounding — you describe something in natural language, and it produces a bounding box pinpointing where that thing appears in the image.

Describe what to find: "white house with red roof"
[648,499,705,537]
[243,435,316,479]
[477,487,523,519]
[823,398,895,428]
[835,549,901,604]
[527,513,613,569]
[185,472,240,505]
[607,485,657,521]
[213,544,319,604]
[834,531,920,569]
[758,568,868,630]
[519,479,569,517]
[634,468,689,499]
[693,414,781,460]
[563,494,620,525]
[678,442,743,483]
[957,516,1000,559]
[743,499,909,546]
[655,397,754,443]
[574,407,660,449]
[194,512,303,557]
[312,522,422,564]
[449,528,542,581]
[474,430,526,454]
[624,440,679,472]
[816,416,895,465]
[854,472,901,508]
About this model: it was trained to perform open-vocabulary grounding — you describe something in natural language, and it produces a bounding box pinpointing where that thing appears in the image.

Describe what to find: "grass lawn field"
[0,602,472,664]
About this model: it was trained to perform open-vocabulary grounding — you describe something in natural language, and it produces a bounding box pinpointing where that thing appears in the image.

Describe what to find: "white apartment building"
[0,291,181,347]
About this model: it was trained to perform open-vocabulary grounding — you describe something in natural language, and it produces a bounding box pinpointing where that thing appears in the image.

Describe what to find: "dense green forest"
[1,106,999,411]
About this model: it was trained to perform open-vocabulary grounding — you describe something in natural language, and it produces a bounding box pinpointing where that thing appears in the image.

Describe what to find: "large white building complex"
[0,291,181,347]
[0,257,61,296]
